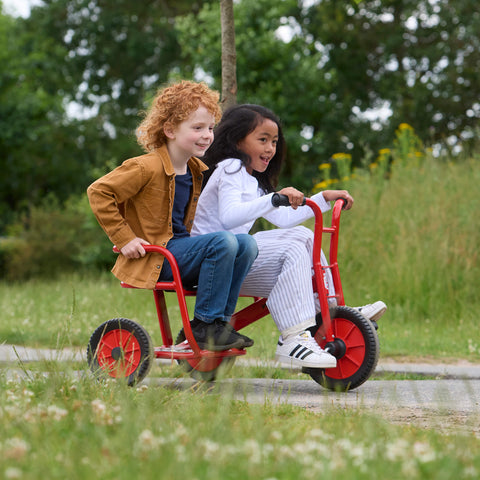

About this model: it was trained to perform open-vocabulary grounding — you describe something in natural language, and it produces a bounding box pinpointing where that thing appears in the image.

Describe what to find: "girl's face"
[237,118,278,175]
[166,105,215,161]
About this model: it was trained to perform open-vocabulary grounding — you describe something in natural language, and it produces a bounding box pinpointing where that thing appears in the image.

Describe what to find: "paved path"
[2,344,480,379]
[2,343,480,433]
[145,376,480,415]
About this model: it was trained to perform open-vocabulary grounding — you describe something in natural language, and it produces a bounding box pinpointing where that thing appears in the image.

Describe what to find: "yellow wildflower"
[314,181,328,190]
[331,152,352,160]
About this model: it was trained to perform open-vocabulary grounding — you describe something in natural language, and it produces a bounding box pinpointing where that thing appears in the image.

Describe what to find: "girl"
[87,82,258,352]
[192,104,386,368]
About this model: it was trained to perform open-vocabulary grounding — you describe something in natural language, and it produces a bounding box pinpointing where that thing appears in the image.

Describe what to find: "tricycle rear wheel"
[175,329,236,381]
[304,306,379,391]
[87,318,154,386]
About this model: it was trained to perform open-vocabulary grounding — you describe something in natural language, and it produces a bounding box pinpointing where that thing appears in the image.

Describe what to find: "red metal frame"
[113,198,346,363]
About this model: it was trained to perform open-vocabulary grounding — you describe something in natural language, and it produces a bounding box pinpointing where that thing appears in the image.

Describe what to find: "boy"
[87,81,257,351]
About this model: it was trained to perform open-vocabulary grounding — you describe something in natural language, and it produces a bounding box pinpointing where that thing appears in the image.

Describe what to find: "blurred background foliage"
[0,0,479,279]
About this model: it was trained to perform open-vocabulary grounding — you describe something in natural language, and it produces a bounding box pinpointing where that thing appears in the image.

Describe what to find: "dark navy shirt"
[172,169,192,238]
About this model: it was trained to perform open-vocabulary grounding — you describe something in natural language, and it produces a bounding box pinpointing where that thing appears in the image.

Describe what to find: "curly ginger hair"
[137,80,222,152]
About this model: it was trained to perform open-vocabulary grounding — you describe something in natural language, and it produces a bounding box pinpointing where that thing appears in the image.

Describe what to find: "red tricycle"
[87,196,380,391]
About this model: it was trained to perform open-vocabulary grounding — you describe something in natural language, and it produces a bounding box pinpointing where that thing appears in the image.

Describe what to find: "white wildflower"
[47,405,68,421]
[4,467,22,479]
[4,437,29,460]
[413,441,436,463]
[385,438,410,462]
[464,466,478,477]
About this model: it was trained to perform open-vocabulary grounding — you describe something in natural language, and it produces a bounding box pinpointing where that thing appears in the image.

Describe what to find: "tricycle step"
[154,345,247,360]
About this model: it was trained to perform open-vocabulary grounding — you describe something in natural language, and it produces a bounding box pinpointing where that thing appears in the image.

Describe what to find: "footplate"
[154,342,247,360]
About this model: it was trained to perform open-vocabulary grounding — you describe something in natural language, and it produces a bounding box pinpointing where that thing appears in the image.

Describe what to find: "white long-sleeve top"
[191,158,331,236]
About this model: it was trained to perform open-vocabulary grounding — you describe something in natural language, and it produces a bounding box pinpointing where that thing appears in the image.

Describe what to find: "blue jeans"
[159,232,258,323]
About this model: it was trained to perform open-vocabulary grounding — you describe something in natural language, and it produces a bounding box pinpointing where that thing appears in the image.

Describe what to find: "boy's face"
[166,106,215,160]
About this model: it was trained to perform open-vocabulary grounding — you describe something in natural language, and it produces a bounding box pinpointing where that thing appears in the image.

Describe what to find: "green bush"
[3,194,114,281]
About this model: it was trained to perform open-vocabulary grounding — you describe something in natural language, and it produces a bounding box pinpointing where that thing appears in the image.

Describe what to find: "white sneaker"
[275,331,337,368]
[354,301,387,321]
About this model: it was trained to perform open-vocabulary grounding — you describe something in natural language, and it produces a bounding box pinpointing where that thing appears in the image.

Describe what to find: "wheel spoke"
[342,346,365,368]
[99,331,120,350]
[333,321,356,339]
[123,335,140,355]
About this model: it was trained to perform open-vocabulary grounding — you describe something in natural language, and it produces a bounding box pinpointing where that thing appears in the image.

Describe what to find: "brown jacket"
[87,145,207,289]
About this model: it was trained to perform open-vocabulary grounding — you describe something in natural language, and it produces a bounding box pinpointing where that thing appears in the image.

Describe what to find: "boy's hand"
[277,187,305,209]
[120,237,151,259]
[322,190,354,210]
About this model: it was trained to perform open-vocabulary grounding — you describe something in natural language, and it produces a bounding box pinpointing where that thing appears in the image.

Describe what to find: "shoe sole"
[357,302,387,322]
[275,354,337,369]
[179,328,246,351]
[196,339,245,352]
[366,305,387,322]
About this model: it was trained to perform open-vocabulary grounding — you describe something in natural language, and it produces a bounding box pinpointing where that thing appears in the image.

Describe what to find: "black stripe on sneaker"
[300,350,313,360]
[290,345,302,357]
[294,347,309,359]
[290,346,313,360]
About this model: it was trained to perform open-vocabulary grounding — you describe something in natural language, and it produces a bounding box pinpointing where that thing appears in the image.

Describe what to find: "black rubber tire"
[304,306,379,391]
[175,328,236,381]
[87,318,154,386]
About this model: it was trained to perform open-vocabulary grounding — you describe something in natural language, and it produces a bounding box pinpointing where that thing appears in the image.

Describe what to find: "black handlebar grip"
[271,193,306,207]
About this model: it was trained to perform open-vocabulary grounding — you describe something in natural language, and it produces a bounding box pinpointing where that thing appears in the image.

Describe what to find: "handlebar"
[271,193,348,209]
[113,244,168,254]
[271,193,306,207]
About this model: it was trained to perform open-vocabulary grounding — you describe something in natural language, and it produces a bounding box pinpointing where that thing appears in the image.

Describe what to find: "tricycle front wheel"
[87,318,154,386]
[304,306,379,391]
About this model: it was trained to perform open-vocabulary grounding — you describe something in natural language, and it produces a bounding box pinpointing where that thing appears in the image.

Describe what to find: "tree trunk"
[220,0,237,110]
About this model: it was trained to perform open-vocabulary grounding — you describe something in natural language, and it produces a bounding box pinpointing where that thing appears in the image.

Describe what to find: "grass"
[1,372,480,480]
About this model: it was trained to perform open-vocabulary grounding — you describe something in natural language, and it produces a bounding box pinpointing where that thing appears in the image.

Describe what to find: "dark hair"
[203,104,285,192]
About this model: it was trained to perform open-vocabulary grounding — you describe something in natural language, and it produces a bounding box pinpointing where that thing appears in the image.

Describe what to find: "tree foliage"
[0,7,91,231]
[0,0,212,233]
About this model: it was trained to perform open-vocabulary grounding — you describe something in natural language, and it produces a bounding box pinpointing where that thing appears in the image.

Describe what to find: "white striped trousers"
[239,226,334,337]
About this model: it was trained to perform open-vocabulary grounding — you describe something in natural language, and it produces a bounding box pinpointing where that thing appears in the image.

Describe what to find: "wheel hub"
[111,346,124,361]
[325,338,347,359]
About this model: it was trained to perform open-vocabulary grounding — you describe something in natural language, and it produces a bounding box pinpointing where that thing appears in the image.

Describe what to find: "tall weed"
[335,149,479,358]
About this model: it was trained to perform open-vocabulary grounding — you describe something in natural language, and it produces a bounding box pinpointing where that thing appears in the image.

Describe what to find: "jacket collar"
[155,145,208,176]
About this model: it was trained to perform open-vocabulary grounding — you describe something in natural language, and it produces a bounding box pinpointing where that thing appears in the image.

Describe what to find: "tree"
[220,0,237,109]
[0,1,215,232]
[0,8,94,232]
[303,0,480,153]
[25,0,214,144]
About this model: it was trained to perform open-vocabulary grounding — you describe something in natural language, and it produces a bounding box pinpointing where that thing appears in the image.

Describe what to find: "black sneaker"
[223,323,254,348]
[190,319,245,351]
